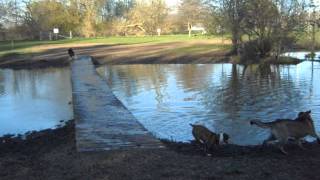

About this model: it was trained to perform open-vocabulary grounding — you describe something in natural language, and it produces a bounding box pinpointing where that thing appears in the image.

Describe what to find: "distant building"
[190,24,206,34]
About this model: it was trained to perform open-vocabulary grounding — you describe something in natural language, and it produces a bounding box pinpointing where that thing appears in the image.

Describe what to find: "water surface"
[283,51,320,60]
[0,67,73,136]
[97,61,320,145]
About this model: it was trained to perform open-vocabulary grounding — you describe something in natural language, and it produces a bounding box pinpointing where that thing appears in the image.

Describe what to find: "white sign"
[53,28,59,34]
[157,28,161,36]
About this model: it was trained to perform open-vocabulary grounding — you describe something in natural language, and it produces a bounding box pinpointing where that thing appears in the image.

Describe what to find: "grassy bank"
[1,33,312,68]
[0,35,232,68]
[0,35,227,57]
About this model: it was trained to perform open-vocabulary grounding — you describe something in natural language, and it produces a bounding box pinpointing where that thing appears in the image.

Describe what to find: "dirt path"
[0,40,231,69]
[0,120,319,180]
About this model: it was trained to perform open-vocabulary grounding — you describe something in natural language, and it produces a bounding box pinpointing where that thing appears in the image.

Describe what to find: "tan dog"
[190,124,229,152]
[250,110,320,154]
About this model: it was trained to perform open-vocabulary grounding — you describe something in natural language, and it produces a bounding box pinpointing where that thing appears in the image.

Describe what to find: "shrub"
[240,38,273,64]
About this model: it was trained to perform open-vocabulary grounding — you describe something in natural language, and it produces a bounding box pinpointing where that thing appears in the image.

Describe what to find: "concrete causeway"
[71,56,164,151]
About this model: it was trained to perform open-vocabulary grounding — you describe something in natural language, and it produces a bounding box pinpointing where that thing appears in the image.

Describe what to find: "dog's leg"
[297,139,306,150]
[309,132,320,144]
[263,134,276,146]
[279,146,288,155]
[204,143,211,156]
[313,137,320,144]
[205,144,214,156]
[277,137,288,155]
[204,143,208,154]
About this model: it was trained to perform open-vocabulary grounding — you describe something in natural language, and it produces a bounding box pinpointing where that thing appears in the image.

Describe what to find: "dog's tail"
[250,120,272,128]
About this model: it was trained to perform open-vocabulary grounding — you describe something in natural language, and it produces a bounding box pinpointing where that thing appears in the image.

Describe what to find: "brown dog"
[190,124,229,152]
[250,110,320,154]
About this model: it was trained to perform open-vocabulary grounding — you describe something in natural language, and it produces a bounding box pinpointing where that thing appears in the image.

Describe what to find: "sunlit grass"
[166,44,231,55]
[0,35,218,51]
[0,35,231,58]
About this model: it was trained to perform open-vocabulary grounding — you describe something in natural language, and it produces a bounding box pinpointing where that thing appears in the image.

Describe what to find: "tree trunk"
[188,22,192,37]
[231,27,240,55]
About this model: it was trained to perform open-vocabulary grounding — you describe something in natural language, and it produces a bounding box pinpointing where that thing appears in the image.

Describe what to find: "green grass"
[0,34,222,57]
[166,44,231,55]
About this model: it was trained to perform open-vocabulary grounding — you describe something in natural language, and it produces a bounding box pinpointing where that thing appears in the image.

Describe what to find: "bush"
[240,40,260,63]
[240,39,273,64]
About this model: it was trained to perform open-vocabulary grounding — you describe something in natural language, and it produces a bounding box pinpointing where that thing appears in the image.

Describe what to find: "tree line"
[0,0,319,61]
[0,0,209,39]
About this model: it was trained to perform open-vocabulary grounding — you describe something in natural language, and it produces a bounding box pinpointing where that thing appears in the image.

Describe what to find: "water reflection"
[0,70,4,96]
[283,51,320,60]
[0,67,74,136]
[97,61,320,145]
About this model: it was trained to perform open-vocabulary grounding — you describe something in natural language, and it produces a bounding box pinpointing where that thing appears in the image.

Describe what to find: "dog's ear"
[298,112,304,117]
[307,110,311,114]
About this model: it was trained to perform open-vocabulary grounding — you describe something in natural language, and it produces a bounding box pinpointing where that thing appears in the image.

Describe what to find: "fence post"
[70,31,72,39]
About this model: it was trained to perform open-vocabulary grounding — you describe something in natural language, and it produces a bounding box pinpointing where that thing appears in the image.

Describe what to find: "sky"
[164,0,320,10]
[165,0,180,7]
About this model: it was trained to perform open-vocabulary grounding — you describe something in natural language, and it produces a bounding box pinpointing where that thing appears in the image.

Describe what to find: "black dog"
[68,48,75,58]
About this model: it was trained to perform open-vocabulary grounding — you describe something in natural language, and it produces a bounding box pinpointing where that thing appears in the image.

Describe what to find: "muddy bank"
[1,120,320,180]
[229,55,302,65]
[0,42,231,69]
[0,50,229,70]
[0,41,304,69]
[261,56,302,65]
[0,57,70,69]
[1,52,301,70]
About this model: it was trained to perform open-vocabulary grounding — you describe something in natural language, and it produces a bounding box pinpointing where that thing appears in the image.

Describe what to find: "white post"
[69,31,73,39]
[188,22,192,37]
[53,28,59,40]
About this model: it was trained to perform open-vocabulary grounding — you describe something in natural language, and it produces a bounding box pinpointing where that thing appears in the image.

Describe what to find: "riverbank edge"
[229,56,302,65]
[0,55,71,69]
[0,51,304,70]
[1,119,319,157]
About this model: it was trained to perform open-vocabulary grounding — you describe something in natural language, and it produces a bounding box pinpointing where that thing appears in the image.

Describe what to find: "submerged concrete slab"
[71,56,164,151]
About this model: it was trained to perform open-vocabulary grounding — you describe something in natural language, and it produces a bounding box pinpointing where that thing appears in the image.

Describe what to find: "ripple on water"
[97,61,320,145]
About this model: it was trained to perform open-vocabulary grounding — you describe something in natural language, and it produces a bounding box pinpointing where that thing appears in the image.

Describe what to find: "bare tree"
[216,0,247,54]
[178,0,207,37]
